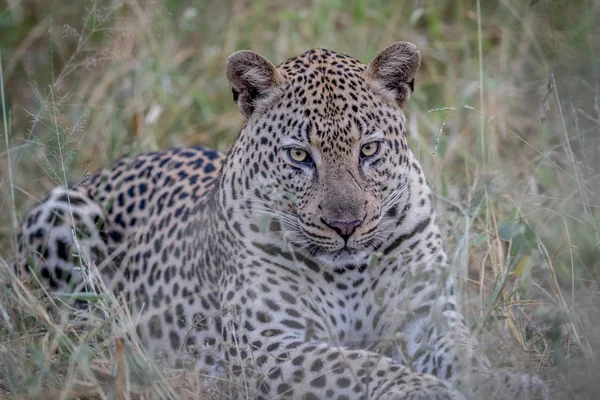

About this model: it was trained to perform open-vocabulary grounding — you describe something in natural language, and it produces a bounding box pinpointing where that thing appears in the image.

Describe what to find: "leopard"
[13,41,548,399]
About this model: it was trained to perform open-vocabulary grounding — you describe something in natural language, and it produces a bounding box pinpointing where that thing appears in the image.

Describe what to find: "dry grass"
[0,0,599,398]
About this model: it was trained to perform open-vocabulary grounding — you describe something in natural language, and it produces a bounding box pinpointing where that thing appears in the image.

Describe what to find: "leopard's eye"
[360,142,380,158]
[287,148,310,163]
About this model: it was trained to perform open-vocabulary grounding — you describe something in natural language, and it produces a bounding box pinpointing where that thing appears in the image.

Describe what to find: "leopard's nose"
[321,218,364,241]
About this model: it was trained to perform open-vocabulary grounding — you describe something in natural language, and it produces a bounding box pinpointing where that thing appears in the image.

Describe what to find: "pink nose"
[322,218,364,239]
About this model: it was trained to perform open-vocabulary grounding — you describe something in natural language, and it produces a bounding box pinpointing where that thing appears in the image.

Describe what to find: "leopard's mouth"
[276,214,383,265]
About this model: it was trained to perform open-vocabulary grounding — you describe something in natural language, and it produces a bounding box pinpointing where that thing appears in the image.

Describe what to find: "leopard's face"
[225,43,420,266]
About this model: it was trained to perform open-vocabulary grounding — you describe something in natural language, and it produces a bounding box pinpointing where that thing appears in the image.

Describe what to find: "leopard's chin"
[313,247,370,268]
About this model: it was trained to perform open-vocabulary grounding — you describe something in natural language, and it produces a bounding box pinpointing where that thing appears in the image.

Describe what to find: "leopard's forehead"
[278,48,366,75]
[277,48,368,100]
[273,49,398,150]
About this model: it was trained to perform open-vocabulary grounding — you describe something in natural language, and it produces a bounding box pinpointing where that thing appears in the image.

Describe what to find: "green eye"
[287,148,310,163]
[360,142,380,158]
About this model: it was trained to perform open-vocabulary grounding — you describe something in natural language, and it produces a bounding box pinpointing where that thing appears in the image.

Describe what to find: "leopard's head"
[222,42,420,267]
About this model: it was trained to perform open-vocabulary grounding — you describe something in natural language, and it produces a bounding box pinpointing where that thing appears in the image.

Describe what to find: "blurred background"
[0,0,599,398]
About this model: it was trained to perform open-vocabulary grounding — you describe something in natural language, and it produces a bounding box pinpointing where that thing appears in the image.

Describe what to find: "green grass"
[1,0,599,398]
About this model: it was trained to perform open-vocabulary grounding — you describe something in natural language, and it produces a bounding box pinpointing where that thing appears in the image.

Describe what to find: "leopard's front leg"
[222,337,465,400]
[400,261,547,400]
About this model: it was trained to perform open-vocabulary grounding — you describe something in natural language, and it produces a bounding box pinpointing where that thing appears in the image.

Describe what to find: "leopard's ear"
[364,41,421,107]
[226,50,285,118]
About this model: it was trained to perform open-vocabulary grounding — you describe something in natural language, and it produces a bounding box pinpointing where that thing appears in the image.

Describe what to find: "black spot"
[169,330,180,350]
[110,230,123,243]
[336,377,351,388]
[323,271,334,283]
[310,358,323,372]
[310,375,326,388]
[149,315,163,338]
[277,383,292,396]
[55,238,69,260]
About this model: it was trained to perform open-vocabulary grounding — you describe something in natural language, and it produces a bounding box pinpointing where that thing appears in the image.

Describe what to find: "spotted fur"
[15,42,547,399]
